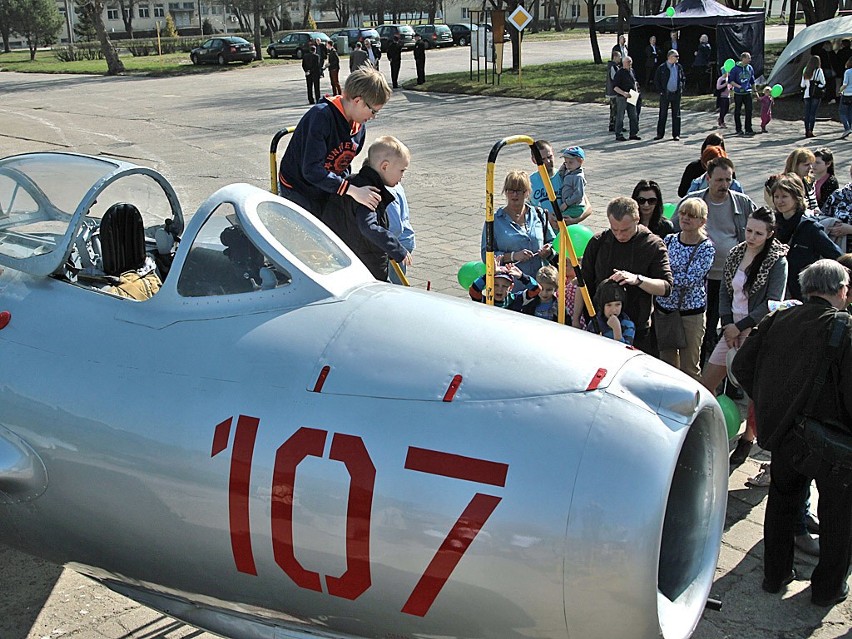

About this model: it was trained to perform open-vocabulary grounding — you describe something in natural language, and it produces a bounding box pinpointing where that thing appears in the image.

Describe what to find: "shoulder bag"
[810,68,826,99]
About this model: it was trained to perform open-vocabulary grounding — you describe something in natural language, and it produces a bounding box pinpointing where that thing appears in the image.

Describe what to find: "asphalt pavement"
[0,29,851,639]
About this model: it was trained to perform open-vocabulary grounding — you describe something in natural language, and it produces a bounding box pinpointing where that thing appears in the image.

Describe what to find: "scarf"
[722,238,788,298]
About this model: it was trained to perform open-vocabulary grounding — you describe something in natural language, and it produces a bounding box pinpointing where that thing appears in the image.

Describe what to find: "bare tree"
[75,0,125,73]
[0,0,14,52]
[115,0,135,36]
[585,0,602,63]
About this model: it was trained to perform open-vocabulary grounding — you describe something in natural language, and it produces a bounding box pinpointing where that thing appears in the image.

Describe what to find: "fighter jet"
[0,152,728,639]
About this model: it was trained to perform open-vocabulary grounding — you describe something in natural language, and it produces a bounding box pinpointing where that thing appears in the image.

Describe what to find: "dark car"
[413,24,453,48]
[595,16,619,34]
[190,37,254,65]
[376,24,416,51]
[449,23,509,46]
[267,31,331,59]
[331,27,380,50]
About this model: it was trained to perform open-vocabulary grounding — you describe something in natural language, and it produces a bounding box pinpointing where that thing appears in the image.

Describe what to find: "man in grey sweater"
[675,156,757,363]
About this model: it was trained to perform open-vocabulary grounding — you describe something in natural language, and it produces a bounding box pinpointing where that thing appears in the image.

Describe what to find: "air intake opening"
[657,407,726,639]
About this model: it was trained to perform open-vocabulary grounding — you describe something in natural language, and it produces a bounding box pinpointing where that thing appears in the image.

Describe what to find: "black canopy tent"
[627,0,765,89]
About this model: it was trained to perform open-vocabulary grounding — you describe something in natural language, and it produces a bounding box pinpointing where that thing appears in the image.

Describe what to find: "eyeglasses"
[636,197,658,205]
[679,212,702,219]
[506,188,526,195]
[363,100,380,116]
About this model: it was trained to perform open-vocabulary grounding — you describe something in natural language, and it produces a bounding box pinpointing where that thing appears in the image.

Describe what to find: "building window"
[210,4,221,14]
[107,6,119,19]
[594,3,606,16]
[182,2,193,8]
[570,3,580,17]
[154,3,164,15]
[138,4,150,17]
[461,7,468,18]
[168,2,178,9]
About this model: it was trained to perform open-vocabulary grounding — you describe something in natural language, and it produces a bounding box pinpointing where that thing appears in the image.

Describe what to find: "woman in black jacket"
[771,172,842,300]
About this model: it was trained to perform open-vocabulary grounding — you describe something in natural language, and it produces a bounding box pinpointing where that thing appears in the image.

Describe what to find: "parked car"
[413,24,453,48]
[448,23,509,46]
[376,24,416,51]
[331,27,380,50]
[190,37,254,65]
[595,16,619,34]
[267,31,331,59]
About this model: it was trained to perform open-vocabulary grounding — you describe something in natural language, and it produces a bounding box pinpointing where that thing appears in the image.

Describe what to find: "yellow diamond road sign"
[508,5,533,31]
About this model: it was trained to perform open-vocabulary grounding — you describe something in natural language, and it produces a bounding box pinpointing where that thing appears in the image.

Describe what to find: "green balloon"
[553,224,594,258]
[662,202,677,219]
[665,6,676,16]
[771,83,783,98]
[723,58,736,73]
[457,260,486,289]
[716,395,742,440]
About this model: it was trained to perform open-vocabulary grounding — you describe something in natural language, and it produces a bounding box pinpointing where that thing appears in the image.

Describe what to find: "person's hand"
[507,264,523,278]
[735,327,752,348]
[538,243,553,259]
[515,249,535,263]
[829,222,852,238]
[349,184,381,210]
[610,269,639,286]
[401,253,413,266]
[606,313,621,331]
[722,323,740,347]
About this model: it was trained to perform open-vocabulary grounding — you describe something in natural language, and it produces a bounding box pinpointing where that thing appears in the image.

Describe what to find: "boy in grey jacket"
[558,146,587,219]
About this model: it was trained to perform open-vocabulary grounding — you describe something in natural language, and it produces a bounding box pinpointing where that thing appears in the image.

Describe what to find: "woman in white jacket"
[801,54,826,138]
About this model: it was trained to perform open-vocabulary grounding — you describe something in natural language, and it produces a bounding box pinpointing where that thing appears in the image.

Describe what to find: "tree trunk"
[787,0,796,41]
[301,0,311,28]
[29,42,36,60]
[1,27,10,53]
[586,0,601,64]
[532,0,540,32]
[551,0,562,30]
[91,5,125,74]
[253,3,262,58]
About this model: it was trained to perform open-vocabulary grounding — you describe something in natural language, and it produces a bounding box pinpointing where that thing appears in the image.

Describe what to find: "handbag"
[653,239,703,351]
[790,311,852,476]
[810,69,826,99]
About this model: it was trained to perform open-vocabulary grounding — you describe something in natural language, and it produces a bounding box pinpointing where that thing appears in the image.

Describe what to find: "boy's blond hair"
[344,67,392,108]
[536,265,558,287]
[367,136,410,166]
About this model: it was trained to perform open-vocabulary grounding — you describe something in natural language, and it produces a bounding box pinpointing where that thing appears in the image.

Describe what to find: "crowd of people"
[466,132,852,610]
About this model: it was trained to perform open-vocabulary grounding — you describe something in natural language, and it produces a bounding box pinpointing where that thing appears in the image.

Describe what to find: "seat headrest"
[101,203,147,276]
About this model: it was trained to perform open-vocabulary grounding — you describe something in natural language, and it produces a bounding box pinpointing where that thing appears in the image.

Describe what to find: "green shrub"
[54,43,105,61]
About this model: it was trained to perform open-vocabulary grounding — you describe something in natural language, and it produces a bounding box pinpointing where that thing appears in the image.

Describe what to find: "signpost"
[507,5,533,86]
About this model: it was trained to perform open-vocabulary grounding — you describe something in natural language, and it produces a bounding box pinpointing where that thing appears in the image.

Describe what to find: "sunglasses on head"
[636,196,658,205]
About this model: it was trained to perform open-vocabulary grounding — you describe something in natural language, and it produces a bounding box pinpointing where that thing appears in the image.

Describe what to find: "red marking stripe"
[313,365,331,392]
[230,415,260,575]
[401,494,502,616]
[586,368,607,391]
[405,447,508,487]
[211,417,232,457]
[0,311,9,330]
[442,374,462,402]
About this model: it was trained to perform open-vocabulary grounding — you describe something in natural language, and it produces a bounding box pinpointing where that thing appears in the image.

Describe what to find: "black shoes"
[653,135,664,140]
[730,437,753,466]
[616,136,627,141]
[629,135,642,140]
[762,570,796,594]
[812,582,849,607]
[672,136,680,141]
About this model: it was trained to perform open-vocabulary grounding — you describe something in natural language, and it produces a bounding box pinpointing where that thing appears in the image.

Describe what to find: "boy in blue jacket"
[278,67,392,216]
[469,264,541,310]
[586,279,635,344]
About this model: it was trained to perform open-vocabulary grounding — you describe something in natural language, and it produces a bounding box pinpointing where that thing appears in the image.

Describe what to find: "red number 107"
[211,416,508,617]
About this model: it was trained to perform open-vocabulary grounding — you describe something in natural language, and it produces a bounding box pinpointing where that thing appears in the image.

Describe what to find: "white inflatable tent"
[766,16,852,96]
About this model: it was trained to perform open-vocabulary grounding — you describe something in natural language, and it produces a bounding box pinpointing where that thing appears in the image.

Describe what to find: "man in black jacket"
[654,49,686,140]
[387,34,404,89]
[302,45,322,104]
[413,34,426,84]
[732,259,852,608]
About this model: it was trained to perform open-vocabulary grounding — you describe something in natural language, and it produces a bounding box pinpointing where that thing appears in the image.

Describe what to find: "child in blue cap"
[558,146,587,219]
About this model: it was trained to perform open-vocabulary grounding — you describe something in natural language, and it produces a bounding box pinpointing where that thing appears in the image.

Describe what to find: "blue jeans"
[840,97,852,132]
[803,97,821,132]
